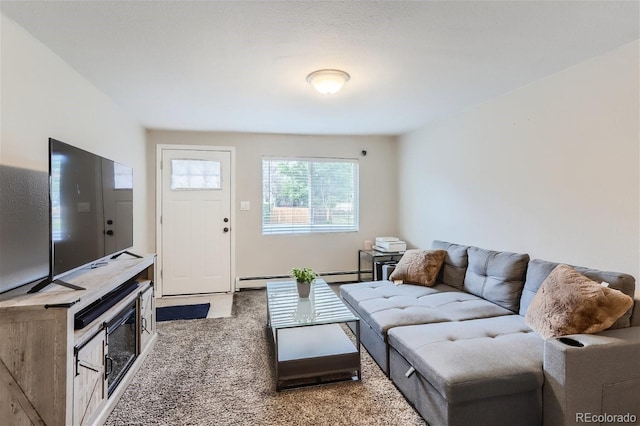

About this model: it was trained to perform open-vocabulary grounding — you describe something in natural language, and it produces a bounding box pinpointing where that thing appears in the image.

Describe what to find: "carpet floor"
[106,288,426,426]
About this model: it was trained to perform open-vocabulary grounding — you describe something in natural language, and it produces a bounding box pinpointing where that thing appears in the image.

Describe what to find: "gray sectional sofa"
[340,241,640,426]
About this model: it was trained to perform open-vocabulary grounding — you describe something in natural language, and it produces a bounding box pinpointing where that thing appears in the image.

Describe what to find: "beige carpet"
[106,287,426,426]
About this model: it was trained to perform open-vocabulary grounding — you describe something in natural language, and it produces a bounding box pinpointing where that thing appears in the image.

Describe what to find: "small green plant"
[291,267,317,284]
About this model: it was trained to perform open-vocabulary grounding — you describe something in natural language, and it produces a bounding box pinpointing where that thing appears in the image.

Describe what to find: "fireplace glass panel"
[106,303,137,396]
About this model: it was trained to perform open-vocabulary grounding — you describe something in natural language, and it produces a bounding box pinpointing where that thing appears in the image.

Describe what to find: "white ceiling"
[1,1,638,136]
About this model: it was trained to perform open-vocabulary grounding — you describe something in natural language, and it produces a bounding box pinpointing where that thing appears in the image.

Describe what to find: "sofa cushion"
[431,241,468,289]
[388,315,543,404]
[389,249,446,286]
[519,259,636,329]
[463,246,529,313]
[340,281,512,336]
[340,280,438,311]
[524,265,634,339]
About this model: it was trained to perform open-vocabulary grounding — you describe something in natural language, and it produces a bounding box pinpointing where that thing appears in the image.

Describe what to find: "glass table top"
[266,279,358,329]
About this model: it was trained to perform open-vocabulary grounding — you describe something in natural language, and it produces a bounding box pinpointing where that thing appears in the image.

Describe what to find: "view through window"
[262,157,359,234]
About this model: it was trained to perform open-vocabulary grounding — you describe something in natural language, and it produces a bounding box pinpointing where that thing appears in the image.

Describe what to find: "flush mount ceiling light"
[306,69,351,95]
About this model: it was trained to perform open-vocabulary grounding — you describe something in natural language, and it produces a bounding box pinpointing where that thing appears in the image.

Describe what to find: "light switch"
[77,202,91,213]
[240,201,250,211]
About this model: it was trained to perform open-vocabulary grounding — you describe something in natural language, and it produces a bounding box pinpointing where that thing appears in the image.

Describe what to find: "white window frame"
[262,156,359,235]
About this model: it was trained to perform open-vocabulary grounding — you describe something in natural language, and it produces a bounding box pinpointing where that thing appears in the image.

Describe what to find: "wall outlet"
[240,201,250,211]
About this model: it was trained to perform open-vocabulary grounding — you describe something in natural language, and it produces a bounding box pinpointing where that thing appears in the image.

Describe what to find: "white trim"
[156,144,236,297]
[235,273,358,290]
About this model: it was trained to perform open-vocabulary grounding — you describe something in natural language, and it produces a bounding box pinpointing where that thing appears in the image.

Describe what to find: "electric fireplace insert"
[105,301,138,396]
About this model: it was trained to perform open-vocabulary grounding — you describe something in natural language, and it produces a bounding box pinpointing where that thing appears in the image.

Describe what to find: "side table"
[357,249,405,281]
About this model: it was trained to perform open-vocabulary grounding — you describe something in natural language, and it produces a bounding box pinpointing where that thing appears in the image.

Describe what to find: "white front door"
[102,159,133,255]
[160,148,232,295]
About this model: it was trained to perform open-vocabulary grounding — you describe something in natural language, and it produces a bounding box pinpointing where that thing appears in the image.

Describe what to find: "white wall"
[0,14,149,291]
[148,131,398,282]
[398,41,639,289]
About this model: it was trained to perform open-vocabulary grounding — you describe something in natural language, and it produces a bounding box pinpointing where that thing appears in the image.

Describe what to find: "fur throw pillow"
[525,264,633,339]
[389,249,446,286]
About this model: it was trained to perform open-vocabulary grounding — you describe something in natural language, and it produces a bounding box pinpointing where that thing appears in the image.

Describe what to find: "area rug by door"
[156,303,210,321]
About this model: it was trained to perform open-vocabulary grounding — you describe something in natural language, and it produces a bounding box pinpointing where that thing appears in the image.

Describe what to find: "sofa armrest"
[543,327,640,426]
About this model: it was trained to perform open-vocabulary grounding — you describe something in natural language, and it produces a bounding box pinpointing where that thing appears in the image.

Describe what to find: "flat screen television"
[28,138,135,293]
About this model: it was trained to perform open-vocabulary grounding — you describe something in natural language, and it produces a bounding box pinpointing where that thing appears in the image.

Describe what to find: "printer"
[374,237,406,252]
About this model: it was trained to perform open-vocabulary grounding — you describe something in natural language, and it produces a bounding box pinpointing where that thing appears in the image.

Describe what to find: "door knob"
[223,218,229,223]
[106,230,114,236]
[223,227,229,233]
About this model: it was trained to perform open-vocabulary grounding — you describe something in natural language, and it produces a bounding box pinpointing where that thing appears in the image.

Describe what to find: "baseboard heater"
[236,270,358,290]
[74,279,139,329]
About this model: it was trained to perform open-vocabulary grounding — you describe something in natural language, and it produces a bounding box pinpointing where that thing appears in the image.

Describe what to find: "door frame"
[155,144,236,298]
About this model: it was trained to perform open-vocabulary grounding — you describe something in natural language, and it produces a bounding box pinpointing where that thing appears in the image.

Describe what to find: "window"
[113,162,133,189]
[262,157,359,234]
[51,153,63,241]
[171,159,221,190]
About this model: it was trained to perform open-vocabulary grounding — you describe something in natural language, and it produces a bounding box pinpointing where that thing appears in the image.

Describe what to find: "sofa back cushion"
[520,259,636,329]
[463,246,529,312]
[431,241,469,289]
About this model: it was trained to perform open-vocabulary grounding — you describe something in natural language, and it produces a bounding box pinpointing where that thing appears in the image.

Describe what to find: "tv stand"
[111,250,142,260]
[0,255,157,426]
[27,277,86,294]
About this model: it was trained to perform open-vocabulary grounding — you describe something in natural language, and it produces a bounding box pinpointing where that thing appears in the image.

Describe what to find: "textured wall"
[0,166,49,292]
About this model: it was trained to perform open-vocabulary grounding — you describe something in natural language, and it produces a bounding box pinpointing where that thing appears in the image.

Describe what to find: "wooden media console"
[0,255,157,425]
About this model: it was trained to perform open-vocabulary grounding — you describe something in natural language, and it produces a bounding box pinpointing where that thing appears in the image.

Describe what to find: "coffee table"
[266,279,361,391]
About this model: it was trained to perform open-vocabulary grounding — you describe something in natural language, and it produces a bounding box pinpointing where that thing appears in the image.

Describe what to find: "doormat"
[157,303,210,322]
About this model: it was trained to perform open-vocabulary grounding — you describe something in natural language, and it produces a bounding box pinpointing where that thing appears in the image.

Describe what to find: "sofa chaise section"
[388,315,544,426]
[341,281,513,374]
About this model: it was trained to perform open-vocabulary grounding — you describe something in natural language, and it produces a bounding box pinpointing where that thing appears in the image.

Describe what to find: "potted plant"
[291,267,317,298]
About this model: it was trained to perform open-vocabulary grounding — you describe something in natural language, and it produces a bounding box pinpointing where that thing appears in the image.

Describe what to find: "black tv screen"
[49,138,133,279]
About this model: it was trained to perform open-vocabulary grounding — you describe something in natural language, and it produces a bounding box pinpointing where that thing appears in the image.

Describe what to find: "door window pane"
[114,162,133,189]
[171,159,221,190]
